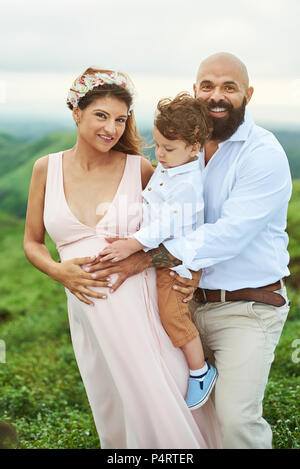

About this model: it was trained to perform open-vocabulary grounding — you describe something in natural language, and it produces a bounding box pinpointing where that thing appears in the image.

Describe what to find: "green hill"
[0,123,299,449]
[0,127,299,218]
[0,132,27,175]
[0,131,76,217]
[287,180,300,288]
[273,130,300,180]
[0,206,299,448]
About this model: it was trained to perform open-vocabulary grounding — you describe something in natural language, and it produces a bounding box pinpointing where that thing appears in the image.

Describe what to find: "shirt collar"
[160,157,201,178]
[218,109,254,147]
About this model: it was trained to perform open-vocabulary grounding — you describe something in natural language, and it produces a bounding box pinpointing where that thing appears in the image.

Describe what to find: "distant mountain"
[0,115,73,141]
[0,126,299,218]
[272,129,300,181]
[0,132,28,175]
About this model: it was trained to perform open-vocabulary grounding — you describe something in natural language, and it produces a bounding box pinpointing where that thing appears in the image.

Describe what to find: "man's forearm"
[147,244,181,269]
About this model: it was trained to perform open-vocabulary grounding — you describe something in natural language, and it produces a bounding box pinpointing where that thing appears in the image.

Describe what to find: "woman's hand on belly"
[83,250,152,292]
[52,257,111,305]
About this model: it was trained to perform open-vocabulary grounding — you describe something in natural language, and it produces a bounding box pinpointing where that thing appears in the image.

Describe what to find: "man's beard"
[208,97,247,141]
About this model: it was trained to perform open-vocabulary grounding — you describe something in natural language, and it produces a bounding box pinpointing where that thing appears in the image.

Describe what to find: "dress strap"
[114,154,143,236]
[44,152,64,209]
[122,154,142,199]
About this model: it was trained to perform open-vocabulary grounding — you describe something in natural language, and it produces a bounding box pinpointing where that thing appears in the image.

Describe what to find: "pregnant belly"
[58,235,157,299]
[58,235,111,263]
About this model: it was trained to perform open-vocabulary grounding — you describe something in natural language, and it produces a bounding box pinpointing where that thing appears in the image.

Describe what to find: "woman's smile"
[97,134,114,143]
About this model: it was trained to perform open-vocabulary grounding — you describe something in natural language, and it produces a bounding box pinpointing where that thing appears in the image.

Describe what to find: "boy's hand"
[93,238,145,263]
[98,240,130,263]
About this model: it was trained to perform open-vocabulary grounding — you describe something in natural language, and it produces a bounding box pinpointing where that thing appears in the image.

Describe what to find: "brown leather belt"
[193,280,286,307]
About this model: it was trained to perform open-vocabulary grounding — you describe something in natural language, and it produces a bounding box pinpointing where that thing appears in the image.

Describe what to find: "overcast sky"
[1,0,300,129]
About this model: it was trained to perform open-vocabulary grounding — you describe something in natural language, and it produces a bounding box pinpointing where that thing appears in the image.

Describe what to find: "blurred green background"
[0,128,299,448]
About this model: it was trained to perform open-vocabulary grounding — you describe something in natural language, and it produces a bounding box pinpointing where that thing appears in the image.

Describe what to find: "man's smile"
[209,107,228,118]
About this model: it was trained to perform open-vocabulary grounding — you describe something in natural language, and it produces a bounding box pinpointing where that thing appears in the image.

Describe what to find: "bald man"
[168,52,291,448]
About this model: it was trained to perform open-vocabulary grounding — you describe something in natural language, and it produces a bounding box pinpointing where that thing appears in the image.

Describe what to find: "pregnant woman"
[24,68,222,449]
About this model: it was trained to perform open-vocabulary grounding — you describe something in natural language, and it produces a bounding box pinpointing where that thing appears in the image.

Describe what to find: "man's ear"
[193,83,197,98]
[245,86,254,105]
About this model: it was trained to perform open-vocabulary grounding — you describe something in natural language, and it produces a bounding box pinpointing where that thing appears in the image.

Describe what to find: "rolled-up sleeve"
[166,147,292,270]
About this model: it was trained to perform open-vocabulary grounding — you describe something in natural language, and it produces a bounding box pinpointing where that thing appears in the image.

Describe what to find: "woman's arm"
[24,156,110,305]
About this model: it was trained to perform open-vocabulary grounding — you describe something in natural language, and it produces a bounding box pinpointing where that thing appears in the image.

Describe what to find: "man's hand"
[83,250,152,292]
[84,240,195,301]
[170,270,201,302]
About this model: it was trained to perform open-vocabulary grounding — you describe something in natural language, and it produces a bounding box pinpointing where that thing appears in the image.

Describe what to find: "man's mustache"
[206,100,233,112]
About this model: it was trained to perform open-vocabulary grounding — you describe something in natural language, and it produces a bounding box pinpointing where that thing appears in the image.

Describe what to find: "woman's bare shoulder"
[33,149,66,175]
[140,156,154,189]
[33,154,49,170]
[31,155,50,186]
[140,156,154,174]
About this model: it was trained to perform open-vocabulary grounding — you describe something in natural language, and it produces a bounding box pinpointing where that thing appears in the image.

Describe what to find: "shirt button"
[174,210,178,214]
[161,170,165,173]
[160,183,163,186]
[148,187,152,191]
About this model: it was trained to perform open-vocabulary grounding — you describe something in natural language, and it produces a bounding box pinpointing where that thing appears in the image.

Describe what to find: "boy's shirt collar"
[158,157,200,178]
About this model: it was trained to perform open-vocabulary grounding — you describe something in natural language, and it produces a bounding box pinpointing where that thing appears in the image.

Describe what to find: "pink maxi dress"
[43,151,223,449]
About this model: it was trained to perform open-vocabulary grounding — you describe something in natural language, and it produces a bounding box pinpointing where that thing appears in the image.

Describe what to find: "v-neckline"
[60,151,129,230]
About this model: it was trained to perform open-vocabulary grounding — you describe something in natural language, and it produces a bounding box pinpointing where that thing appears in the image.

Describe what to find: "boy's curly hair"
[155,92,212,148]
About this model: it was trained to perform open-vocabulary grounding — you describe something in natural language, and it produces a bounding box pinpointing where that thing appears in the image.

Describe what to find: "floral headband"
[67,71,135,114]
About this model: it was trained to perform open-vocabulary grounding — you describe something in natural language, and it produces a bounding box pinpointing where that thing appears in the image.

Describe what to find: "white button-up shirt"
[133,158,204,278]
[166,110,292,290]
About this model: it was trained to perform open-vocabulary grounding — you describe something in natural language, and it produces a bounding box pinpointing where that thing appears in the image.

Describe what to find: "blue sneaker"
[185,363,218,410]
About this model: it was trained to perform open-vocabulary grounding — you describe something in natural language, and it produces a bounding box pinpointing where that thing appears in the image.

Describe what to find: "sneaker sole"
[188,370,218,411]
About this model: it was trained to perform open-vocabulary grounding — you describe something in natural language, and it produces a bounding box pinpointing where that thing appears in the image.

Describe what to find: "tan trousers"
[189,284,290,449]
[156,267,201,347]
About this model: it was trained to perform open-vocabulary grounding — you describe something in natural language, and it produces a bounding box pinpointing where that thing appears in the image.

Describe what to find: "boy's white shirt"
[133,158,204,279]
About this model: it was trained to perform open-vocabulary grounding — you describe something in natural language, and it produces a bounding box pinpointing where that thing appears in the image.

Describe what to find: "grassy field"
[0,213,99,448]
[0,179,299,448]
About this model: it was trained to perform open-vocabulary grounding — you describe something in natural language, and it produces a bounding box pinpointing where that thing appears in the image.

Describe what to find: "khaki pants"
[156,267,201,347]
[189,284,290,449]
